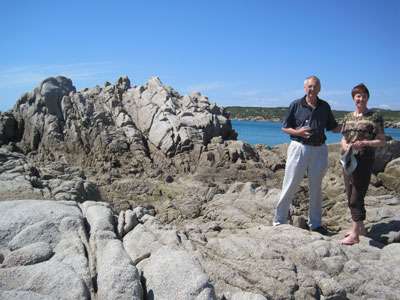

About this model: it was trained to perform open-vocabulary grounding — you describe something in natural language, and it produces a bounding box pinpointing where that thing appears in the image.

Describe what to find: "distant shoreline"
[230,117,400,129]
[225,106,400,129]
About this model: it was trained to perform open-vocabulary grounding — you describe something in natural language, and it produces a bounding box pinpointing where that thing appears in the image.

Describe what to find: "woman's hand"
[341,136,350,152]
[353,140,369,150]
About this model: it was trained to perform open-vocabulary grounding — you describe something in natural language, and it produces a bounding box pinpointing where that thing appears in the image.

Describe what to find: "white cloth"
[340,145,358,175]
[273,141,328,229]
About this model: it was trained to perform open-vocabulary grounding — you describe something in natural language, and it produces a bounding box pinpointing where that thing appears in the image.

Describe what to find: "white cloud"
[323,89,348,97]
[232,89,262,97]
[234,95,290,108]
[0,62,114,88]
[281,89,305,99]
[229,88,301,107]
[183,81,226,93]
[0,71,46,88]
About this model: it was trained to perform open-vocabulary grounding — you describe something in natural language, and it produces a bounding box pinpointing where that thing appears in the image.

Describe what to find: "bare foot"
[338,236,359,245]
[344,230,366,237]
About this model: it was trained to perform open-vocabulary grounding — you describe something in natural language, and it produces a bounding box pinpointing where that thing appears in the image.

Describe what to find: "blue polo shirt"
[282,96,338,144]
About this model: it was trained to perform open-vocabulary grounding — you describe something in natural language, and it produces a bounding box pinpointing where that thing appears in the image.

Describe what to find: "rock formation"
[1,76,400,300]
[1,75,236,172]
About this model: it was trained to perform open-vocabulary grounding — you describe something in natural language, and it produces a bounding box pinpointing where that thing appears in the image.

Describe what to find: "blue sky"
[1,0,399,112]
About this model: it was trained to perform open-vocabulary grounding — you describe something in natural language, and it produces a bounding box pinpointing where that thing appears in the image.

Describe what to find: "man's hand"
[282,126,314,137]
[298,126,314,137]
[332,124,342,133]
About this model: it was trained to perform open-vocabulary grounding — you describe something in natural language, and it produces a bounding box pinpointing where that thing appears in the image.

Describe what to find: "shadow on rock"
[368,220,400,244]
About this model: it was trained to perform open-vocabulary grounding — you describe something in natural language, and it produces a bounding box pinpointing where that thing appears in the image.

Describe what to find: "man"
[273,75,341,234]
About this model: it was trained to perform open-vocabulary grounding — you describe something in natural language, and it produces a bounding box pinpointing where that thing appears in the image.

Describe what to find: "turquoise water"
[231,120,400,147]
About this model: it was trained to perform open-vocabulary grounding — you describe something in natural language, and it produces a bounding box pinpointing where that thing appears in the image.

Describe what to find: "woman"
[339,83,386,245]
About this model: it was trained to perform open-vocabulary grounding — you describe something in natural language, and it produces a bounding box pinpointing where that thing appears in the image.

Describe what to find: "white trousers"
[273,141,328,229]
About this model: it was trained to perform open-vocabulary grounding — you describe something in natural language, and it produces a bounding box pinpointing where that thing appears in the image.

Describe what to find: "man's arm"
[282,126,313,138]
[331,123,342,133]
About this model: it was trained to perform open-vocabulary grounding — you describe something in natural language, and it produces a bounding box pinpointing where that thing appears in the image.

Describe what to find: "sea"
[231,120,400,147]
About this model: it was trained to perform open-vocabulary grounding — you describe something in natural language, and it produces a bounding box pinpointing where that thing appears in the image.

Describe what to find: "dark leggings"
[343,150,375,222]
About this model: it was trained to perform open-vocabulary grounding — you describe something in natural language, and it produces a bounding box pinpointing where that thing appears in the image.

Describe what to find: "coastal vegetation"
[225,106,400,122]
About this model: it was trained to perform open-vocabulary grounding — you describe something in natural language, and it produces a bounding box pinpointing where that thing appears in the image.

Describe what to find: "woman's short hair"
[352,83,370,99]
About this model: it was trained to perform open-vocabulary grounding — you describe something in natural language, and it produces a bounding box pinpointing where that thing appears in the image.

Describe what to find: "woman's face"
[353,92,369,110]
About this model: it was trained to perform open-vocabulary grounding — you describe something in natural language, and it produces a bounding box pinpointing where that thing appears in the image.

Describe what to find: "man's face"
[304,78,321,99]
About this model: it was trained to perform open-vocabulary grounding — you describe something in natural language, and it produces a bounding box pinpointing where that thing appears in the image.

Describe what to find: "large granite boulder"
[0,200,217,300]
[378,157,400,191]
[373,136,400,174]
[122,77,234,156]
[0,76,237,177]
[0,200,93,300]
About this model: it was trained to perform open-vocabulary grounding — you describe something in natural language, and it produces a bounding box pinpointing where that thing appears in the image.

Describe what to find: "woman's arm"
[368,133,386,148]
[353,133,386,149]
[341,136,350,151]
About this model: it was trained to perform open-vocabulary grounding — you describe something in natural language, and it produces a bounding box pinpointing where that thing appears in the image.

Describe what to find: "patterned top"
[341,110,385,145]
